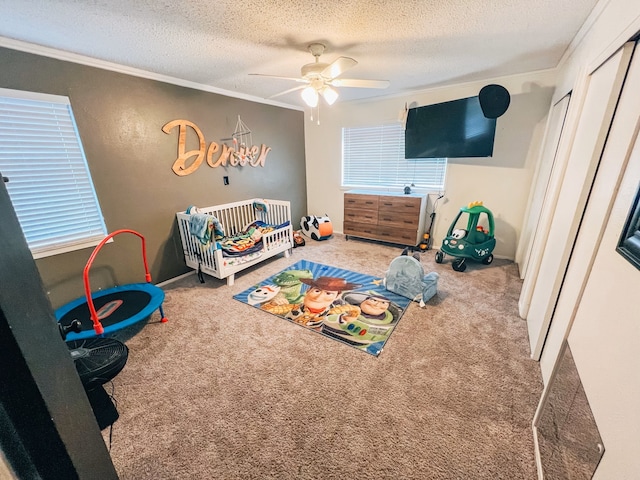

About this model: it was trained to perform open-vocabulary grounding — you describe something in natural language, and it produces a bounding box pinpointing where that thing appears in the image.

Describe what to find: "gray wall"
[0,47,307,308]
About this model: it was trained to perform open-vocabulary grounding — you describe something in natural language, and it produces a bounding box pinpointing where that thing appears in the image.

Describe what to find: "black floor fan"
[60,321,129,430]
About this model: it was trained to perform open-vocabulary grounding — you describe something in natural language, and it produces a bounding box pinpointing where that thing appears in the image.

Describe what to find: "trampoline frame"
[56,229,168,340]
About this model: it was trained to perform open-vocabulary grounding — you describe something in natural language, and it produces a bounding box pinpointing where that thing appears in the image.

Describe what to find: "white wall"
[304,71,555,260]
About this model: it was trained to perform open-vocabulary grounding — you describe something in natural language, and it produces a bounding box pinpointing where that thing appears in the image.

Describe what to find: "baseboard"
[532,424,545,479]
[156,271,194,287]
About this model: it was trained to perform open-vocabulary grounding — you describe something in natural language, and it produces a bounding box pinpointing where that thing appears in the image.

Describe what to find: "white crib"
[176,198,293,286]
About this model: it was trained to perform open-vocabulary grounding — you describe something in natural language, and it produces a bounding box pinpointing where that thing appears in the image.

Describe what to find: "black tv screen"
[405,96,496,158]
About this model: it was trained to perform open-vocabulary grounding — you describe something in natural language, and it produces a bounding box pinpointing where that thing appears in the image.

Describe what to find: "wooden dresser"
[343,190,427,246]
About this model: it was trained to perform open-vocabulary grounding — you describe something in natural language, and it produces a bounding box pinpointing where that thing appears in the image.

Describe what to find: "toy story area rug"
[233,260,411,356]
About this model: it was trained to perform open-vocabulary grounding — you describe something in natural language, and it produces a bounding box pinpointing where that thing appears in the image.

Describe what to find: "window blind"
[342,123,447,190]
[0,88,107,258]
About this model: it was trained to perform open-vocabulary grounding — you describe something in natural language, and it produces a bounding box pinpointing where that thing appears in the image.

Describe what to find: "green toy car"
[435,201,496,272]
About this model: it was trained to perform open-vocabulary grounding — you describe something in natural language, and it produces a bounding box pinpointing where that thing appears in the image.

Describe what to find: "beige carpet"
[104,234,542,479]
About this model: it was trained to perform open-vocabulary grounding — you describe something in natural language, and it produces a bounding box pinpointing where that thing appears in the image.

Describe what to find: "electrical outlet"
[223,176,229,185]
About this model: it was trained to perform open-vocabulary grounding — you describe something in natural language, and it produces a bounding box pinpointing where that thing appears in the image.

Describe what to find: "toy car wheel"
[452,258,467,272]
[482,254,494,265]
[435,251,444,263]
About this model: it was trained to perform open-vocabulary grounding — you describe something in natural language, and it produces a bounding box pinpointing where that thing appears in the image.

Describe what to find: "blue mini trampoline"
[56,229,168,341]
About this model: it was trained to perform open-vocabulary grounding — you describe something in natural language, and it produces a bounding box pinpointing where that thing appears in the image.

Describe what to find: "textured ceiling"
[0,0,599,107]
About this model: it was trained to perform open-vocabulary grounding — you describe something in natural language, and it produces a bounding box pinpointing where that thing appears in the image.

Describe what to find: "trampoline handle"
[83,229,153,335]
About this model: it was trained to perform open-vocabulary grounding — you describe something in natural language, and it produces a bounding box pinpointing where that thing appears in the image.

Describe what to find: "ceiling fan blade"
[330,78,390,89]
[321,57,358,80]
[268,85,307,99]
[249,73,308,83]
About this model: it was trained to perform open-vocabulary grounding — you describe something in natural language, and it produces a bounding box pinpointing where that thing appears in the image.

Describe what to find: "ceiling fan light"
[321,86,339,105]
[301,86,319,107]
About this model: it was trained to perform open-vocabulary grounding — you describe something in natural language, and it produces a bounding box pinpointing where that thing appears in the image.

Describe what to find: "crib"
[176,198,293,286]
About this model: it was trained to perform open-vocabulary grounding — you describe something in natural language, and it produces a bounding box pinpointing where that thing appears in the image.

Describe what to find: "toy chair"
[383,251,439,307]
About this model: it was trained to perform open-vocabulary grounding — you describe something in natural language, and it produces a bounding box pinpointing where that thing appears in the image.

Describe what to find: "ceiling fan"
[250,43,390,107]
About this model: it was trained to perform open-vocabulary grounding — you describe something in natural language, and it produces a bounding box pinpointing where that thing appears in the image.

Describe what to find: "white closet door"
[526,43,634,360]
[517,94,570,316]
[565,58,640,479]
[539,41,640,382]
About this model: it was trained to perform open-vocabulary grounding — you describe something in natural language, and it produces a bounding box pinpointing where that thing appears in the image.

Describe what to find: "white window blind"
[0,88,107,259]
[342,123,447,190]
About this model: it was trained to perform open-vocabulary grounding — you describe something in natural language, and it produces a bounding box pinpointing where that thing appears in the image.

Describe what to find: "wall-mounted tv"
[404,96,496,159]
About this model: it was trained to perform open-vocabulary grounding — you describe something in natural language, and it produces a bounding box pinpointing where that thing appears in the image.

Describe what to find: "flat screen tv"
[405,96,496,158]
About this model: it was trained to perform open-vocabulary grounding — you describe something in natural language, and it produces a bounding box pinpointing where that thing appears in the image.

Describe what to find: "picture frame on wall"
[616,181,640,270]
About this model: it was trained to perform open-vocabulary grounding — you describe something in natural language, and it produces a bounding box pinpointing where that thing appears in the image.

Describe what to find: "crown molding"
[0,36,303,112]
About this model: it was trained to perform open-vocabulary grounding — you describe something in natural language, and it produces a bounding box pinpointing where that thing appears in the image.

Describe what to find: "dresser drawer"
[374,225,418,245]
[344,221,380,238]
[344,208,378,225]
[378,195,421,215]
[344,193,379,210]
[345,223,418,246]
[377,211,418,229]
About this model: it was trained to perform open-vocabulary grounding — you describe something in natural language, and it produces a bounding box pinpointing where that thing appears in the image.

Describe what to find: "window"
[0,88,107,259]
[342,123,447,190]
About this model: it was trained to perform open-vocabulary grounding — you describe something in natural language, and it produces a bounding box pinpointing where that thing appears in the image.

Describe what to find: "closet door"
[533,40,640,479]
[538,41,640,382]
[517,94,570,317]
[537,39,640,477]
[526,42,634,360]
[566,105,640,480]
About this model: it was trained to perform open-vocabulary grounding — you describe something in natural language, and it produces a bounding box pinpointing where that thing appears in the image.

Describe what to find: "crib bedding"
[219,220,290,257]
[190,218,291,257]
[188,213,225,249]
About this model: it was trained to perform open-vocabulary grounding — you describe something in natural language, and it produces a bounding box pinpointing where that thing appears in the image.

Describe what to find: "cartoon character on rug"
[261,276,361,330]
[322,291,401,350]
[246,285,281,306]
[248,269,313,306]
[272,269,313,304]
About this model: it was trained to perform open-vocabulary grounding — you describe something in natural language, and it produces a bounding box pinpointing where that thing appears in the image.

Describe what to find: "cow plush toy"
[300,215,333,241]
